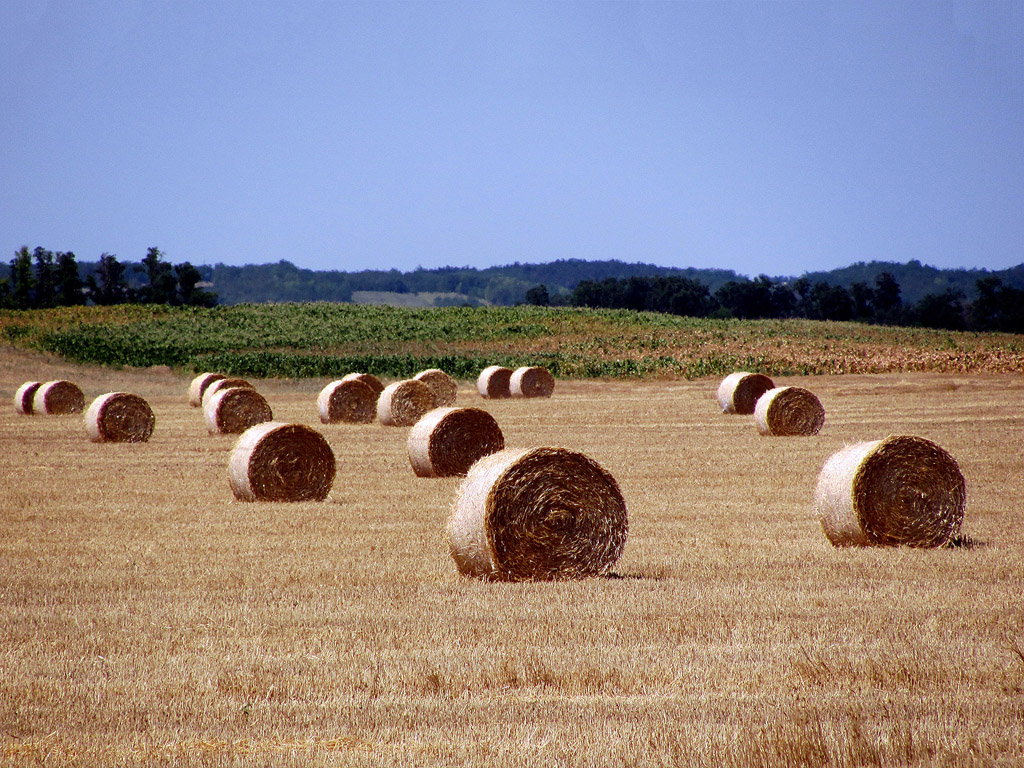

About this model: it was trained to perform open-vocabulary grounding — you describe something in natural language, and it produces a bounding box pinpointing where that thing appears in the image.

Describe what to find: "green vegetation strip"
[2,303,1022,379]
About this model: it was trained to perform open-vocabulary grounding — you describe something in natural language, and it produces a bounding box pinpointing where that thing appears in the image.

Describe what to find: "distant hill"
[200,258,1024,307]
[3,253,1022,307]
[791,260,1024,306]
[200,259,743,306]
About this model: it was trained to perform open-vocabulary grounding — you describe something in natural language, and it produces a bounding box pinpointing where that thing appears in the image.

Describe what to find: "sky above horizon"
[2,1,1022,277]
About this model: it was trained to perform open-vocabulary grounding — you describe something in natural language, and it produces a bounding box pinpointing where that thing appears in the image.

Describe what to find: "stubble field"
[1,345,1022,766]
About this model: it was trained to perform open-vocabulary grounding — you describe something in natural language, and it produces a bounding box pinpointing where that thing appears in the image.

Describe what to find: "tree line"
[0,246,217,309]
[524,272,1024,332]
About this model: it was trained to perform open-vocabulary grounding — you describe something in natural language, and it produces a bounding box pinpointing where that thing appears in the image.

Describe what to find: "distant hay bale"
[717,372,775,414]
[32,380,85,415]
[14,381,42,415]
[85,392,155,443]
[407,407,505,477]
[340,372,384,398]
[754,386,825,436]
[814,435,966,548]
[510,366,555,398]
[228,422,336,502]
[377,379,438,427]
[413,369,458,406]
[476,366,512,399]
[188,372,226,407]
[317,379,376,424]
[201,377,254,411]
[204,387,273,435]
[447,447,628,581]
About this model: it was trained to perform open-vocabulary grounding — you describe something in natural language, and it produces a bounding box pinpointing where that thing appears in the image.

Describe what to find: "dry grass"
[1,346,1023,766]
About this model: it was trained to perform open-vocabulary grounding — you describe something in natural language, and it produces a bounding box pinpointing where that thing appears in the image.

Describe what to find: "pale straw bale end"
[228,422,336,502]
[814,435,966,548]
[407,407,505,477]
[447,447,628,581]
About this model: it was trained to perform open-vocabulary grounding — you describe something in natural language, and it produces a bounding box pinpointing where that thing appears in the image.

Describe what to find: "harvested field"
[1,345,1022,767]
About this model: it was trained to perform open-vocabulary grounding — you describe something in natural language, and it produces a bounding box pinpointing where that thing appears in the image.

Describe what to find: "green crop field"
[2,303,1023,381]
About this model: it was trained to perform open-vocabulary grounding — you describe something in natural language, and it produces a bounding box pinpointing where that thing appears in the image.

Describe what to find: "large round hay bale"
[476,365,512,399]
[413,368,458,406]
[510,366,555,398]
[447,447,628,581]
[340,372,384,398]
[85,392,155,443]
[717,372,774,414]
[407,407,505,477]
[317,379,376,424]
[188,372,226,407]
[377,379,438,427]
[14,381,42,415]
[228,422,336,502]
[201,377,254,411]
[754,386,825,436]
[814,435,966,548]
[204,387,273,435]
[33,380,85,415]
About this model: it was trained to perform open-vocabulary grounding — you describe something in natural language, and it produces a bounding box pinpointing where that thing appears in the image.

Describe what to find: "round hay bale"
[85,392,155,443]
[447,447,628,581]
[14,381,42,415]
[754,386,825,436]
[377,379,438,427]
[413,368,458,406]
[201,377,254,411]
[476,365,512,399]
[228,422,336,502]
[204,386,273,435]
[510,366,555,398]
[188,372,226,407]
[317,379,376,424]
[32,380,85,415]
[340,372,384,398]
[717,371,775,414]
[407,407,505,477]
[814,435,966,548]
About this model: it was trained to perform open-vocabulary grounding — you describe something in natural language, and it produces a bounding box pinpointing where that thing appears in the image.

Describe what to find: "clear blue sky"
[2,0,1021,276]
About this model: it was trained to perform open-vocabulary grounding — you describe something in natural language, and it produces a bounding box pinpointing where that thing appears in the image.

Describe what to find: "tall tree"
[872,272,902,324]
[912,289,966,330]
[87,253,128,305]
[140,246,177,304]
[9,246,35,309]
[32,247,56,308]
[850,281,874,321]
[174,261,217,306]
[55,251,85,306]
[524,284,550,306]
[800,281,854,321]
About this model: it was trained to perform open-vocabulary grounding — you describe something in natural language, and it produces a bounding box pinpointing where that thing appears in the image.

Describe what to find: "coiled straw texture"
[228,422,336,502]
[754,386,825,436]
[414,369,458,407]
[510,366,555,398]
[814,435,966,548]
[33,380,85,415]
[318,379,377,424]
[476,366,512,399]
[341,372,384,398]
[717,372,774,414]
[188,373,226,407]
[448,447,628,581]
[377,380,438,427]
[201,378,254,411]
[407,407,505,477]
[85,392,155,443]
[204,387,273,435]
[14,381,42,414]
